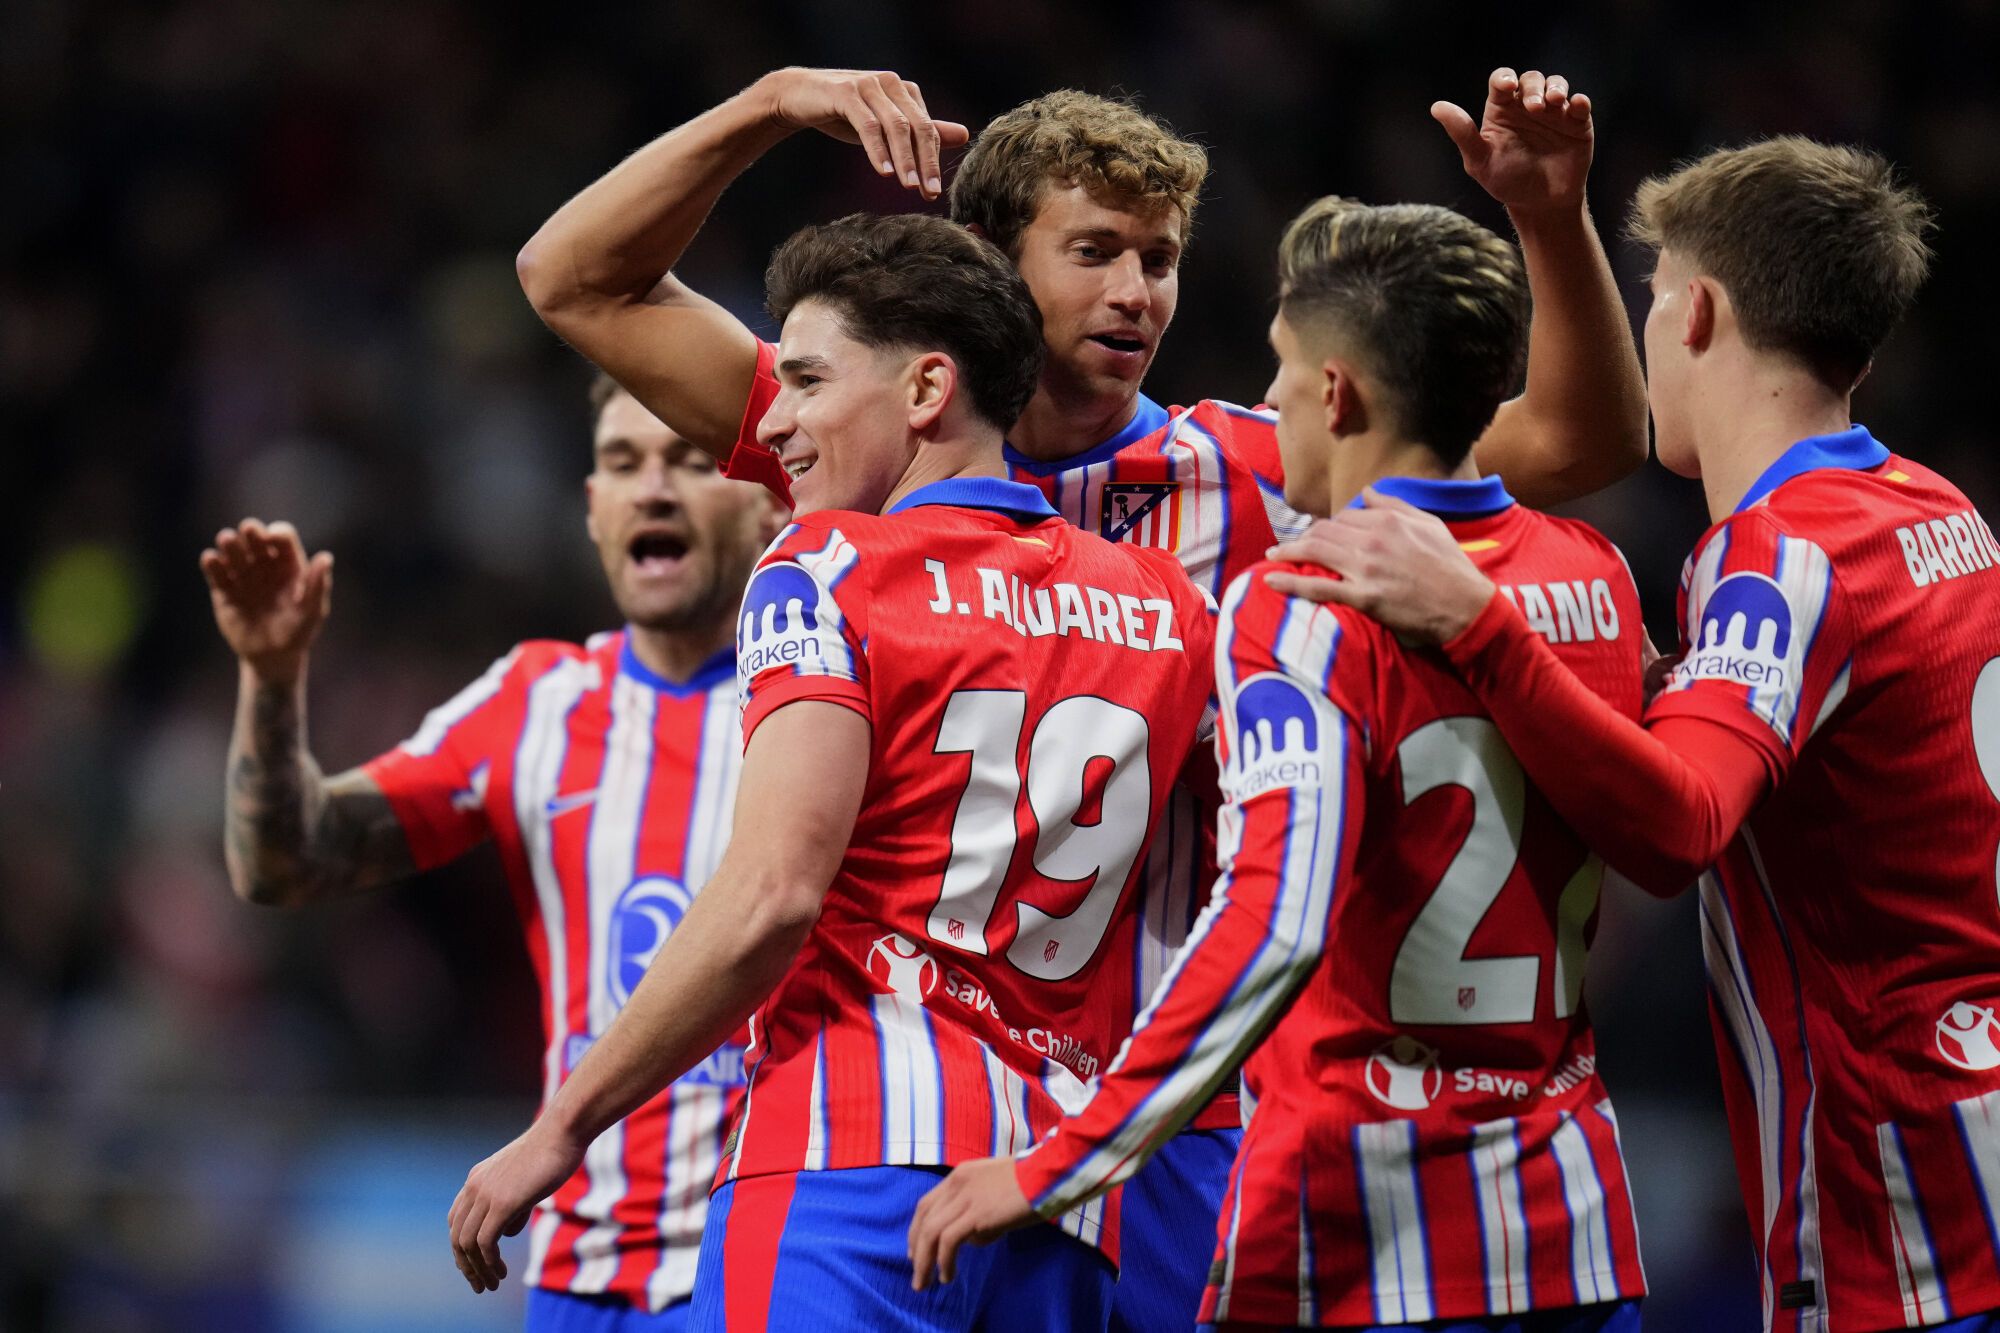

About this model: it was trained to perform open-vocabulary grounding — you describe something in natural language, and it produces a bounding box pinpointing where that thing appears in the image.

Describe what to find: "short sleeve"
[719,339,792,507]
[1646,510,1855,777]
[361,649,521,869]
[737,522,871,742]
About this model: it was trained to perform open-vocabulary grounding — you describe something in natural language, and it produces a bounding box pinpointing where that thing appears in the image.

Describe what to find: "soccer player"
[1277,141,2000,1332]
[910,196,1649,1330]
[447,213,1219,1330]
[202,376,782,1330]
[513,61,1648,1331]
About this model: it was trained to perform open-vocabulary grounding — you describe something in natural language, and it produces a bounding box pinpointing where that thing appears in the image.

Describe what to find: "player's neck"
[1693,363,1854,519]
[1315,436,1476,517]
[1008,381,1140,463]
[1376,438,1479,486]
[881,430,1008,512]
[626,617,734,685]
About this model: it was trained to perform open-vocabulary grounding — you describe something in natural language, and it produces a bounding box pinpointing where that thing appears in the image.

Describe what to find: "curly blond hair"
[948,90,1209,256]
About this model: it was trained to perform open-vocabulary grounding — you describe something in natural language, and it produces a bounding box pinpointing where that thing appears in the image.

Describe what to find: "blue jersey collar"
[887,476,1060,522]
[1002,394,1172,477]
[1735,425,1889,513]
[1352,473,1516,518]
[618,634,734,696]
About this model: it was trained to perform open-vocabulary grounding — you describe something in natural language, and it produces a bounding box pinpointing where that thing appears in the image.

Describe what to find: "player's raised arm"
[516,67,967,460]
[202,519,415,907]
[1447,68,1650,507]
[447,698,867,1295]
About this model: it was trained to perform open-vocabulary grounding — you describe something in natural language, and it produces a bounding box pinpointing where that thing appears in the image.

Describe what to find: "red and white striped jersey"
[1647,427,2000,1331]
[1015,474,1650,1325]
[364,632,744,1312]
[1002,394,1310,1102]
[720,476,1215,1257]
[724,345,1304,1124]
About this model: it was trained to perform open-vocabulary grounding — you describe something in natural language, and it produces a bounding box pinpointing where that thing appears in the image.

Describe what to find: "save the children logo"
[1938,999,2000,1072]
[1365,1035,1444,1111]
[868,933,941,1002]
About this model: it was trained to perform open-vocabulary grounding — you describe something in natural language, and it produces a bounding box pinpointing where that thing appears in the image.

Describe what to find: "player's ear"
[1322,357,1365,438]
[1685,277,1717,352]
[584,476,601,543]
[907,351,954,432]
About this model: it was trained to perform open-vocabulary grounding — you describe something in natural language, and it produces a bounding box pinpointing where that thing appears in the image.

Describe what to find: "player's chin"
[617,583,702,632]
[785,468,842,517]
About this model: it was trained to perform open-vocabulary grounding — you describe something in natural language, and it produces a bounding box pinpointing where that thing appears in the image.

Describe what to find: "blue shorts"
[1202,1299,1643,1333]
[688,1165,1113,1332]
[1113,1126,1240,1333]
[527,1288,691,1333]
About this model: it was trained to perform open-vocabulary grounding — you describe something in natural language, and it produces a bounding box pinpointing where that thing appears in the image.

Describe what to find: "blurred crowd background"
[4,1,1996,1328]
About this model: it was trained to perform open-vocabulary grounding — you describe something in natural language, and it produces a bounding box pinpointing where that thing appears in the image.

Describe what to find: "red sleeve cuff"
[741,678,871,746]
[722,340,791,507]
[1012,1145,1066,1215]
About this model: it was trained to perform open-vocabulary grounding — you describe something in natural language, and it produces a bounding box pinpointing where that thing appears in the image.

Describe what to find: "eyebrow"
[778,355,831,376]
[1067,226,1181,249]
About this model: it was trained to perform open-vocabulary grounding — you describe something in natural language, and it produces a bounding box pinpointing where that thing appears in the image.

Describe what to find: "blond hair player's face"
[1010,185,1182,412]
[758,301,921,518]
[586,391,778,633]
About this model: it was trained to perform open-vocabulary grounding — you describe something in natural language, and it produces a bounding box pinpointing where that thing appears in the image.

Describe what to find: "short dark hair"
[764,213,1045,432]
[1277,198,1528,467]
[1629,137,1934,391]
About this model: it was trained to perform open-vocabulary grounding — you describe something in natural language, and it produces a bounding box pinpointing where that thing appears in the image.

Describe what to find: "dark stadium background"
[4,1,1994,1328]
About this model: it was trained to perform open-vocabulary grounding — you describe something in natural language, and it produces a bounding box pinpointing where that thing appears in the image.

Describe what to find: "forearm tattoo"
[225,677,413,903]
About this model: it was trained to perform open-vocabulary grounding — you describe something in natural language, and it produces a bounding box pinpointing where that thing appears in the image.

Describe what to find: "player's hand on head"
[447,1121,585,1295]
[199,518,334,685]
[760,67,969,200]
[1265,492,1496,644]
[906,1156,1036,1292]
[1432,66,1594,219]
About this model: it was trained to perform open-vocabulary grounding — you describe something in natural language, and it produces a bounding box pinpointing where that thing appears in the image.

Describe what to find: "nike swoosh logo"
[544,789,599,818]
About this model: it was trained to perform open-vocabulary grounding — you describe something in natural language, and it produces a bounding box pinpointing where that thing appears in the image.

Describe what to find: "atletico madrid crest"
[1100,483,1181,551]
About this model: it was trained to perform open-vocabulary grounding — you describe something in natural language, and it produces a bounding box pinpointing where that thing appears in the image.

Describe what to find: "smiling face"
[756,300,926,518]
[586,391,777,632]
[1009,185,1182,411]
